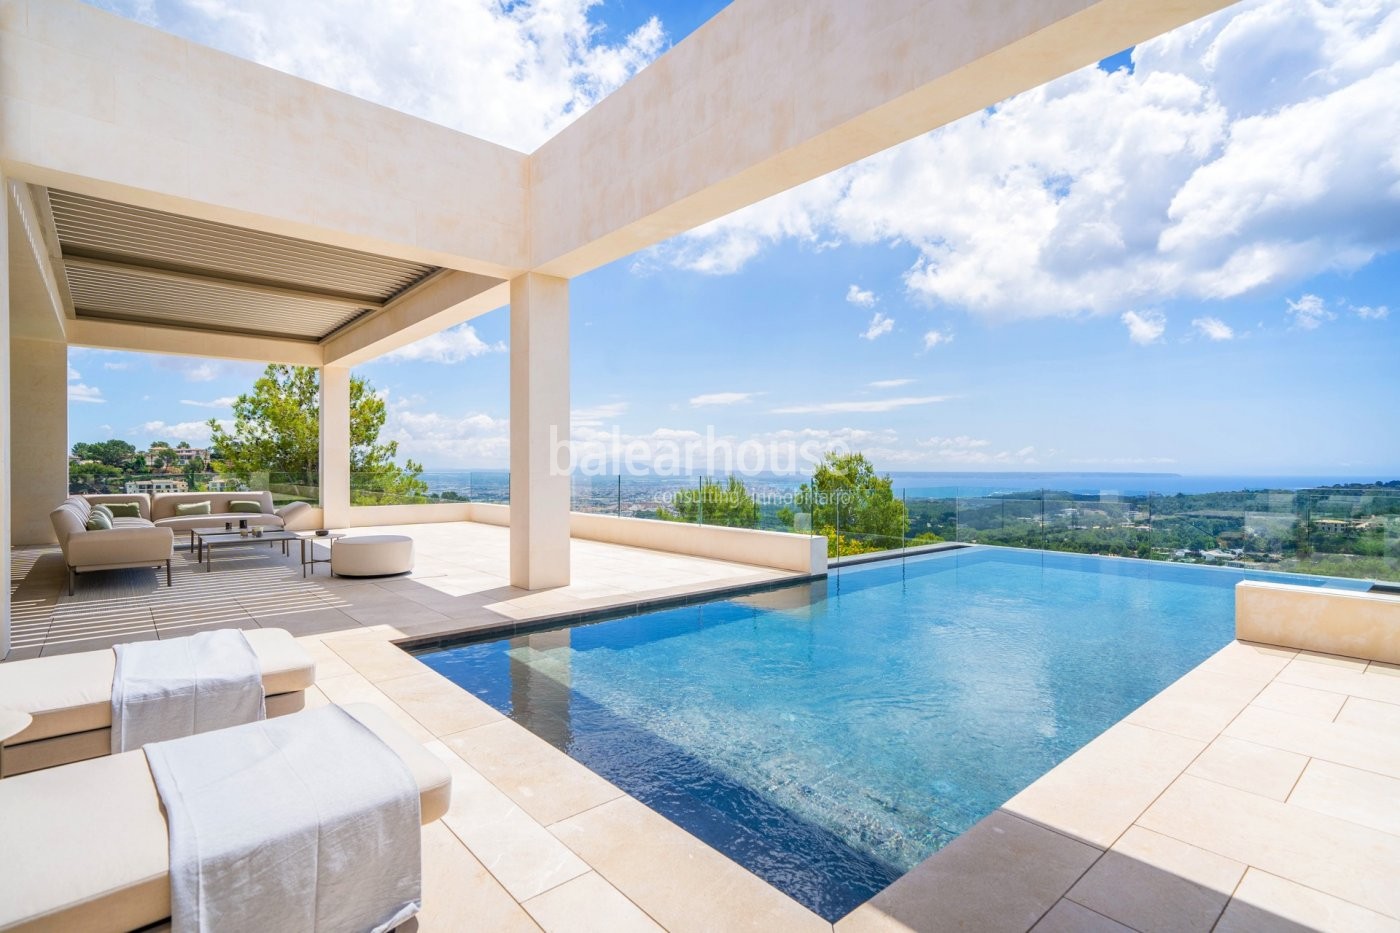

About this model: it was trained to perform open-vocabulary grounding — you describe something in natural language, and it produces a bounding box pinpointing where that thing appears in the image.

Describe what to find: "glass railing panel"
[69,470,320,507]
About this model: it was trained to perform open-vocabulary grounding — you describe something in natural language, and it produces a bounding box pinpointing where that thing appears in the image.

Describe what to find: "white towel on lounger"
[111,629,264,754]
[145,703,422,933]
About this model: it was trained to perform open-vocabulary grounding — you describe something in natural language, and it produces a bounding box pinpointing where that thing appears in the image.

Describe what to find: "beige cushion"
[0,703,451,932]
[150,491,274,521]
[0,628,316,747]
[332,535,415,577]
[153,513,284,533]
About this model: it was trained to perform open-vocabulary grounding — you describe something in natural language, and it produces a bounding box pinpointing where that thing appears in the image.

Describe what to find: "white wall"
[8,336,65,544]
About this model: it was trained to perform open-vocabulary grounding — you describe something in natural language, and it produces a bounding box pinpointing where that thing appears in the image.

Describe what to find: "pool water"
[418,548,1364,920]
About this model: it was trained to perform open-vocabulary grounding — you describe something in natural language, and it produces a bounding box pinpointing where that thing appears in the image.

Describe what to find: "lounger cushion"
[0,628,316,747]
[0,703,451,932]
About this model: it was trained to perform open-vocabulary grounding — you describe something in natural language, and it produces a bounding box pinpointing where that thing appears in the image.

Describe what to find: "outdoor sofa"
[0,703,451,931]
[49,492,315,593]
[0,627,315,777]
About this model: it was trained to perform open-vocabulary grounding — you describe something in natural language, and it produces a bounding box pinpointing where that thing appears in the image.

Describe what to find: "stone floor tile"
[444,719,624,827]
[423,741,590,902]
[1197,641,1297,681]
[1004,721,1205,848]
[378,671,503,736]
[1138,774,1400,918]
[1186,735,1309,801]
[1224,705,1400,779]
[1030,899,1133,933]
[1251,681,1347,721]
[1215,869,1398,933]
[1126,668,1264,742]
[417,822,544,933]
[522,872,664,933]
[1292,650,1370,672]
[551,796,828,933]
[838,810,1099,933]
[1336,695,1400,732]
[1288,759,1400,837]
[324,634,428,681]
[1067,825,1243,932]
[1278,661,1400,706]
[316,671,436,743]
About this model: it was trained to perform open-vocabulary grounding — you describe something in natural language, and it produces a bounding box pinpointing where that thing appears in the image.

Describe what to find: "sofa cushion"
[228,499,265,513]
[107,502,143,518]
[174,501,212,516]
[92,503,114,520]
[85,511,113,531]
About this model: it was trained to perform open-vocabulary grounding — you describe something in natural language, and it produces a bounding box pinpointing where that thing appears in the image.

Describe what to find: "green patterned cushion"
[228,500,265,514]
[174,501,212,516]
[92,503,114,519]
[106,502,141,518]
[85,511,113,531]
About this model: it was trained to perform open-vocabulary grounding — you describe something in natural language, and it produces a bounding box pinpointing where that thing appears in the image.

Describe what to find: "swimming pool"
[417,547,1365,920]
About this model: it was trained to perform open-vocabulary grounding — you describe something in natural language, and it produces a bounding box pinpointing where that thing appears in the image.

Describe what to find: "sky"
[69,0,1400,478]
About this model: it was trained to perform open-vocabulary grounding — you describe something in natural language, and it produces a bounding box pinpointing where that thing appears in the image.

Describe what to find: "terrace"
[3,1,1398,931]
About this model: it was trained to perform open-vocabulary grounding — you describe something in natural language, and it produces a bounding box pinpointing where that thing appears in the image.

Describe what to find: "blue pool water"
[418,548,1366,920]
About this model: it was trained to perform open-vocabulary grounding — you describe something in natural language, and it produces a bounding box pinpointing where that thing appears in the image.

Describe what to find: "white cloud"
[1191,316,1234,340]
[67,365,105,403]
[136,420,227,444]
[861,312,894,340]
[383,407,510,467]
[917,435,1040,466]
[770,395,949,415]
[922,329,953,350]
[846,285,877,308]
[382,323,506,364]
[180,396,238,409]
[1286,293,1336,330]
[690,392,757,407]
[571,402,628,426]
[95,0,666,153]
[1122,310,1167,345]
[103,362,129,371]
[868,378,914,388]
[1352,303,1389,320]
[651,1,1400,320]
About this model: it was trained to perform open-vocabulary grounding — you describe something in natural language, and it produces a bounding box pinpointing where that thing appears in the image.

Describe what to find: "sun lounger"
[0,703,451,932]
[0,628,315,777]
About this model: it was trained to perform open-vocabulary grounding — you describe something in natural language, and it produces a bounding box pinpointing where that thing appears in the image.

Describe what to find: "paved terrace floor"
[5,524,1400,932]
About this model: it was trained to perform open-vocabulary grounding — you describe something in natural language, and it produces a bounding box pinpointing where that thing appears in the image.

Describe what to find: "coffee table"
[194,529,299,572]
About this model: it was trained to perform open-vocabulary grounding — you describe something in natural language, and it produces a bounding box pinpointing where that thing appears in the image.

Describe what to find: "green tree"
[207,364,426,503]
[71,439,138,468]
[658,476,758,527]
[790,451,909,556]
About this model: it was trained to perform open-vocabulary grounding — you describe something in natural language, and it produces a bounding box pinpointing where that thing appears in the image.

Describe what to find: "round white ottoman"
[331,534,415,577]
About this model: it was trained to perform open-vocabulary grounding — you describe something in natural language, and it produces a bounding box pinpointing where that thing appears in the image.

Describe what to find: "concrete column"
[319,365,351,529]
[9,338,67,545]
[509,273,571,589]
[1,171,10,658]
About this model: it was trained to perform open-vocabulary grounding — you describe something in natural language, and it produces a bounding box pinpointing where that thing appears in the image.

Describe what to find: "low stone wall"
[346,502,471,527]
[1236,580,1400,664]
[569,512,827,574]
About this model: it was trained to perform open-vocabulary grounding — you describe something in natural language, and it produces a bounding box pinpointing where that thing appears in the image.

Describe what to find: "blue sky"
[70,0,1399,477]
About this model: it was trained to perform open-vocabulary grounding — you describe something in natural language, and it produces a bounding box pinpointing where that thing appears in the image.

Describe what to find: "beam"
[321,270,507,366]
[528,0,1235,277]
[62,255,385,312]
[6,183,70,341]
[67,317,323,366]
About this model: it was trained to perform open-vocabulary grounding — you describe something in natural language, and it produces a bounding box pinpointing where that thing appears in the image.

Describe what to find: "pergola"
[1,0,1232,655]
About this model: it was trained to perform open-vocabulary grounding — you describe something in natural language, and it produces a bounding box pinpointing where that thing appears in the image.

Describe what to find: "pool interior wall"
[416,547,1365,920]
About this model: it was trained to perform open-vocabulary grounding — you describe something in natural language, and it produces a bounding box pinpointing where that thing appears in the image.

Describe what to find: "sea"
[419,470,1396,505]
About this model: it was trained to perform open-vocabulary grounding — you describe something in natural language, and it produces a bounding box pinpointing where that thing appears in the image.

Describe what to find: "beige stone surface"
[419,822,543,933]
[1224,704,1400,779]
[1250,680,1347,720]
[1125,667,1265,741]
[1030,900,1132,933]
[1337,694,1400,732]
[1185,735,1309,801]
[1138,775,1400,918]
[551,796,829,933]
[1215,869,1399,933]
[376,671,504,737]
[522,872,663,933]
[839,810,1100,933]
[1287,758,1400,837]
[1066,826,1243,932]
[1004,721,1204,848]
[1237,582,1400,664]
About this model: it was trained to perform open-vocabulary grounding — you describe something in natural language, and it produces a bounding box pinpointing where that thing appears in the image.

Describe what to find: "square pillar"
[1,170,10,658]
[9,338,68,545]
[509,273,571,589]
[319,365,351,529]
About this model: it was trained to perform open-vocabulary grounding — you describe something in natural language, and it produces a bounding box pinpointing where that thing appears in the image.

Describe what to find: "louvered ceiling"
[45,189,440,341]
